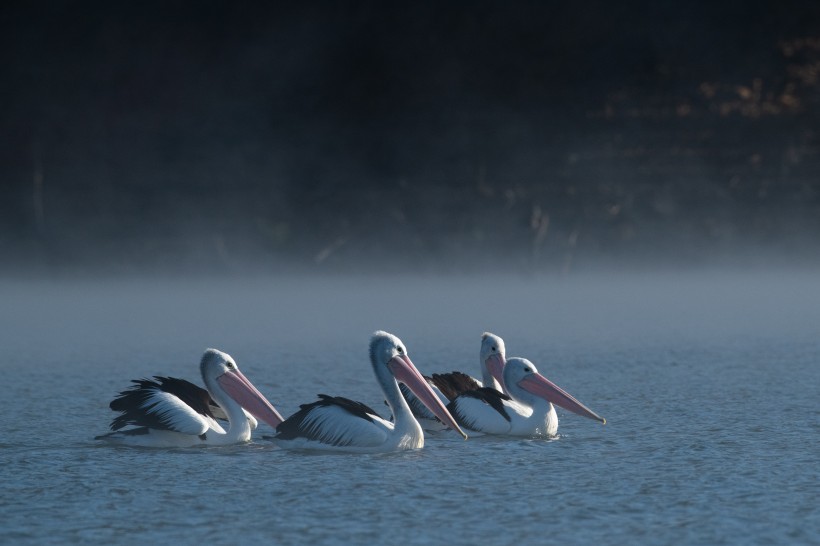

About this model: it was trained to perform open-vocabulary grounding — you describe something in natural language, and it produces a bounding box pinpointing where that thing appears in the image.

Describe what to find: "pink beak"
[484,354,506,390]
[518,373,606,424]
[217,368,285,429]
[388,354,468,439]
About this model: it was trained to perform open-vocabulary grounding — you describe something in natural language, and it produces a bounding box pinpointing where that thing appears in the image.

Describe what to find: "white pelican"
[401,332,507,430]
[273,331,468,452]
[447,357,605,437]
[97,349,284,447]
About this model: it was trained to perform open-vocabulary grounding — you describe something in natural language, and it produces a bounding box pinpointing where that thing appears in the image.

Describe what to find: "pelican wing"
[448,388,513,434]
[109,377,225,435]
[276,395,388,448]
[209,401,228,421]
[429,371,482,400]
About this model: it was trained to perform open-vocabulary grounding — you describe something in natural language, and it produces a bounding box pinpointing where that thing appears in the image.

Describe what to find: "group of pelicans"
[97,331,606,453]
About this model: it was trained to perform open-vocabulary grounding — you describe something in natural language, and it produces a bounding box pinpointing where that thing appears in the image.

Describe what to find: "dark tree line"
[2,1,820,273]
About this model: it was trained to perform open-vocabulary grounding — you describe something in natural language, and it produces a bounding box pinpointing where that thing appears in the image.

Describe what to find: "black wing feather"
[448,387,513,426]
[108,376,216,431]
[275,394,380,445]
[430,371,482,401]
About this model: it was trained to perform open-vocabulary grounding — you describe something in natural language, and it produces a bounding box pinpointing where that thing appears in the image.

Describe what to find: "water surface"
[1,273,818,544]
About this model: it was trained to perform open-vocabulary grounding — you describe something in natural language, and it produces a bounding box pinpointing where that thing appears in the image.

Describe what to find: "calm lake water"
[1,272,818,545]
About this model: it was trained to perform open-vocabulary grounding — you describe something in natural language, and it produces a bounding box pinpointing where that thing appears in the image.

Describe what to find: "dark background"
[3,1,820,275]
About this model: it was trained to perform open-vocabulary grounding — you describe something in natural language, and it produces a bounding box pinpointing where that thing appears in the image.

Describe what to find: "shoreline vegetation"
[2,4,819,274]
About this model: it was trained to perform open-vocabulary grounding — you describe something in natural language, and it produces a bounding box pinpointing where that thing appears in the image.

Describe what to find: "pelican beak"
[485,353,506,390]
[217,369,285,429]
[518,373,606,424]
[388,354,468,439]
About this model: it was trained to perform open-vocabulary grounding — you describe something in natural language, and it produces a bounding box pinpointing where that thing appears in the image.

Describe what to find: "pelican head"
[480,332,506,391]
[370,331,468,439]
[503,357,606,424]
[200,348,285,429]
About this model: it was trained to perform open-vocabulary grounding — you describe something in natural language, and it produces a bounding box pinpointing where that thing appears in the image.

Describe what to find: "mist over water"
[3,270,819,361]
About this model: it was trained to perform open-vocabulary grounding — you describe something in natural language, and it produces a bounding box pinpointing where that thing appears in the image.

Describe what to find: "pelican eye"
[524,367,532,372]
[492,346,497,351]
[227,362,235,369]
[397,346,404,354]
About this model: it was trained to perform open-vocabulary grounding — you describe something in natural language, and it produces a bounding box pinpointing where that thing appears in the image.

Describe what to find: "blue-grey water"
[1,272,818,545]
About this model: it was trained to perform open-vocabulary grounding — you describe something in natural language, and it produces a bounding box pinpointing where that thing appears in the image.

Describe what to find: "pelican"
[274,331,468,452]
[97,349,284,447]
[401,332,507,430]
[447,357,605,437]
